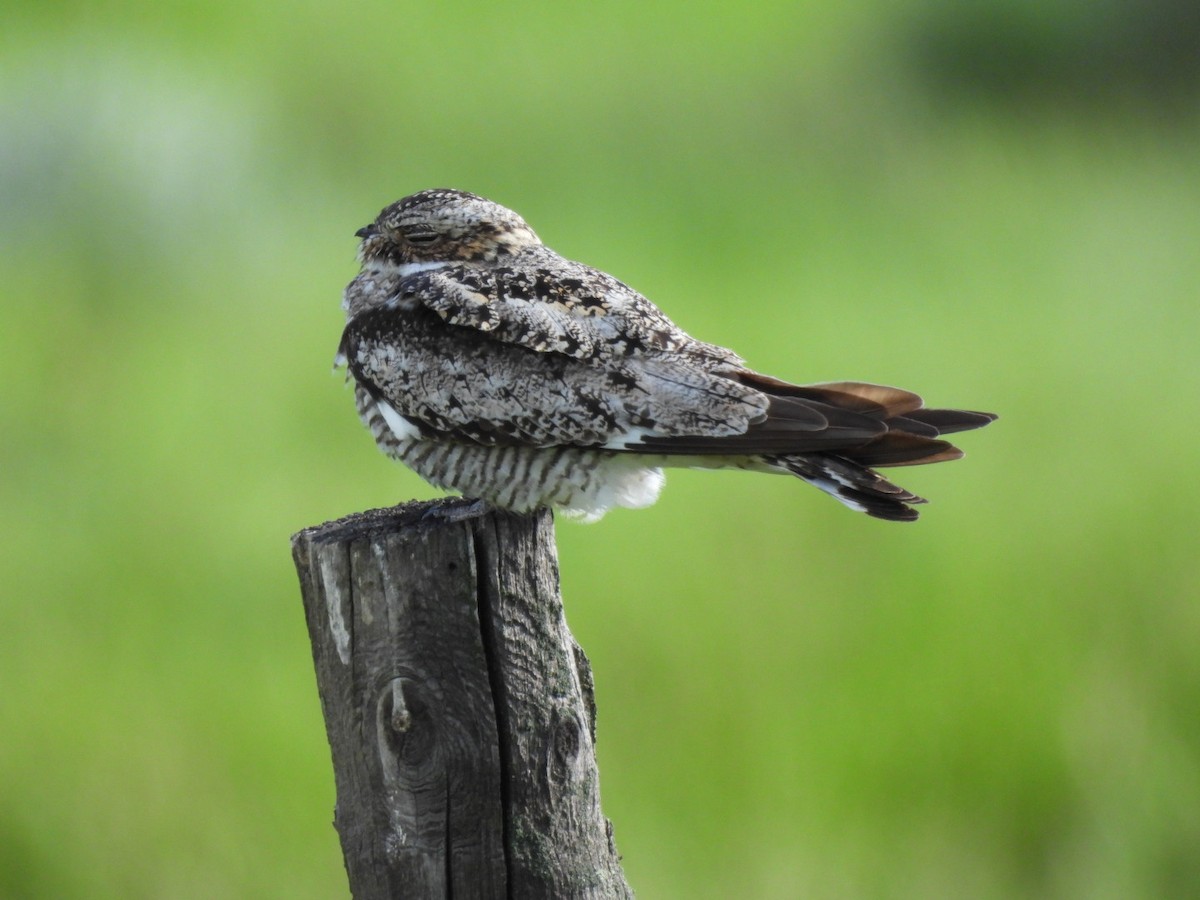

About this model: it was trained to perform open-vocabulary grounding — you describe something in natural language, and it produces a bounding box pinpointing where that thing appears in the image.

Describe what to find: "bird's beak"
[355,224,378,239]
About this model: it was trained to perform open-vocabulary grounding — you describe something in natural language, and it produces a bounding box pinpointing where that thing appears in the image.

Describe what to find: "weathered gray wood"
[292,499,632,899]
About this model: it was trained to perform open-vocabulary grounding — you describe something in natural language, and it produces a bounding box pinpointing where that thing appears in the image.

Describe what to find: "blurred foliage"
[2,1,1199,897]
[908,0,1200,112]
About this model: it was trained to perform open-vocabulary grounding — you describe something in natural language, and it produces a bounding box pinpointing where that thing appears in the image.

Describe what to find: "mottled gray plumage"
[339,189,996,521]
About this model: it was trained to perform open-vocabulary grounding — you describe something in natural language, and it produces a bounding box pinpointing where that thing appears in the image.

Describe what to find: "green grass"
[3,2,1199,897]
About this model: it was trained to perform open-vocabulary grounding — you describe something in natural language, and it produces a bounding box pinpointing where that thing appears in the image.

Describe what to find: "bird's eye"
[403,229,441,244]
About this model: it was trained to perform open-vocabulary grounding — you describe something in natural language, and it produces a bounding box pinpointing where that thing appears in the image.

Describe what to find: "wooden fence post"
[291,499,633,899]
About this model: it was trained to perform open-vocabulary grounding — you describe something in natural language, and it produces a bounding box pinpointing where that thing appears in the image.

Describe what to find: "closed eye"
[404,230,441,244]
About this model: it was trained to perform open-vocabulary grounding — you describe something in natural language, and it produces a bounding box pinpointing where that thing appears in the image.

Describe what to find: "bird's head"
[356,189,542,270]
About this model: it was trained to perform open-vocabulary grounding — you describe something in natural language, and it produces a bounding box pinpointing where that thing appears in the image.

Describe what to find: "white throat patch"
[367,259,450,278]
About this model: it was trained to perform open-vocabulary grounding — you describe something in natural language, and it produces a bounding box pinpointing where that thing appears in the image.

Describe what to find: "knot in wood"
[375,676,440,778]
[386,677,412,733]
[550,707,585,772]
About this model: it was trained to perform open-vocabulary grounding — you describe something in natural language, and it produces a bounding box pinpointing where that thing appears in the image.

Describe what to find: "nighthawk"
[338,189,996,522]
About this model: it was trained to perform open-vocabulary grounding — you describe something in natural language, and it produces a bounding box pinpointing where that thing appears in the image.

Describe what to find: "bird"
[337,189,996,522]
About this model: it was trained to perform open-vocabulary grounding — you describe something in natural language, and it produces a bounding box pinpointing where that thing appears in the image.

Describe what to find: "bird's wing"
[625,373,995,463]
[402,264,745,367]
[340,294,774,448]
[340,265,989,457]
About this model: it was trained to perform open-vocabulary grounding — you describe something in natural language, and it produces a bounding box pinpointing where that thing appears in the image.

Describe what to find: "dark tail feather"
[838,407,996,471]
[781,454,927,522]
[901,407,998,435]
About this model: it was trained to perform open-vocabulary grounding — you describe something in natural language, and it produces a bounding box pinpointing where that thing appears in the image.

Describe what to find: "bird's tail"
[780,453,928,521]
[767,381,996,521]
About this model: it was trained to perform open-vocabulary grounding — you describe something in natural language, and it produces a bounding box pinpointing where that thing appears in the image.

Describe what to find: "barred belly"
[356,386,663,521]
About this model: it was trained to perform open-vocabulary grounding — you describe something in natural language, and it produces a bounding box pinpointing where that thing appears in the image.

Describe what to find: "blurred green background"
[3,1,1198,897]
